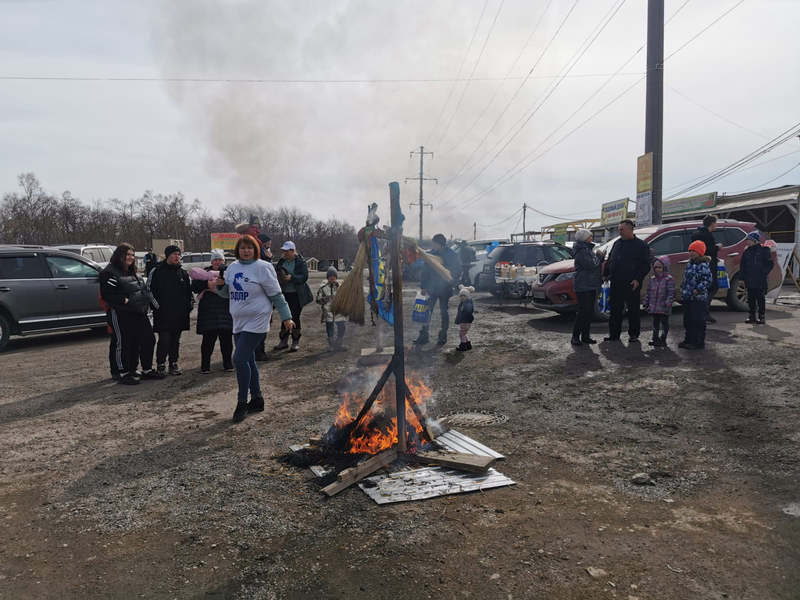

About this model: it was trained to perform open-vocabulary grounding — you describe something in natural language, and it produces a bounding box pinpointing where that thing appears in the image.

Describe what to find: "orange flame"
[334,372,431,454]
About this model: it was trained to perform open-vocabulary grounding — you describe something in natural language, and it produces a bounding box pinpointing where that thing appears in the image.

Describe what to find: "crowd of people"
[571,216,774,350]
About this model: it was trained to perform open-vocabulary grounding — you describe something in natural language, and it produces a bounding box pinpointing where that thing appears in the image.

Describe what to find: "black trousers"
[572,290,596,340]
[460,264,473,286]
[156,330,183,366]
[109,310,155,374]
[201,330,233,370]
[747,288,766,317]
[683,301,706,345]
[652,314,670,340]
[283,292,303,331]
[420,294,451,340]
[608,280,642,339]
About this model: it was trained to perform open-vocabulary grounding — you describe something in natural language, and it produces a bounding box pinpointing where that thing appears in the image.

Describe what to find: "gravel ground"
[1,271,799,599]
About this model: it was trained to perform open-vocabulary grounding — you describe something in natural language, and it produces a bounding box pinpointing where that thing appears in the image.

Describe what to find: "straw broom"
[331,239,368,325]
[403,237,453,283]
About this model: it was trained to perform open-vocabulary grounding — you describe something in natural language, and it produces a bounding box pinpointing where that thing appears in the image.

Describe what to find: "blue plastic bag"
[412,292,432,324]
[717,264,729,289]
[597,282,611,314]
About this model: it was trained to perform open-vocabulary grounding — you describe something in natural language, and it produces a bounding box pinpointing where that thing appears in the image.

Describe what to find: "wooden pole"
[389,182,406,452]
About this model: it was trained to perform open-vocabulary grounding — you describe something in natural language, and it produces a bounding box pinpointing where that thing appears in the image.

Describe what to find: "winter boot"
[570,336,583,346]
[757,315,766,325]
[413,329,429,345]
[289,330,301,353]
[436,331,448,346]
[232,403,248,423]
[273,329,290,351]
[455,342,469,352]
[335,338,348,352]
[466,341,472,350]
[247,395,264,414]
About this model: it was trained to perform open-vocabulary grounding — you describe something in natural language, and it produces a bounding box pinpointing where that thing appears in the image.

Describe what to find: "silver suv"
[52,244,115,268]
[0,246,107,351]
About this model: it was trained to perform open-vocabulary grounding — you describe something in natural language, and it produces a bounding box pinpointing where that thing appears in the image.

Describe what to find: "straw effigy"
[330,239,368,325]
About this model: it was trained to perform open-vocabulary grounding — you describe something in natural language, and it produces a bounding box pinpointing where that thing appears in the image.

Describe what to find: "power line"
[477,208,523,229]
[422,0,490,148]
[730,162,800,193]
[665,0,746,61]
[0,73,644,84]
[432,0,506,152]
[436,0,552,159]
[434,0,629,215]
[666,0,692,24]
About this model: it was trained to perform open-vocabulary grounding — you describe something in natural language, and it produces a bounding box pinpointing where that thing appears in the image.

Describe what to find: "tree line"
[0,173,360,260]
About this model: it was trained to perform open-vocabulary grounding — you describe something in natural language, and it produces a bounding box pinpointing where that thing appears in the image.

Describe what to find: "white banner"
[635,191,652,227]
[766,243,794,300]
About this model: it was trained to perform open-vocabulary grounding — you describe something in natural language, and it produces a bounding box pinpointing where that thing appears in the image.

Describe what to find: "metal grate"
[437,410,509,428]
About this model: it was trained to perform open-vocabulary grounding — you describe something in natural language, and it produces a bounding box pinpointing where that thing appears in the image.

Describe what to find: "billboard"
[663,192,718,216]
[211,233,241,251]
[635,153,654,227]
[601,198,629,227]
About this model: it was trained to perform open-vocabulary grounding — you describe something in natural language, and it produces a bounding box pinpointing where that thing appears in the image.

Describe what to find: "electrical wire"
[665,0,746,61]
[729,162,800,193]
[422,0,490,148]
[432,0,506,152]
[477,208,523,229]
[436,0,553,159]
[434,0,629,214]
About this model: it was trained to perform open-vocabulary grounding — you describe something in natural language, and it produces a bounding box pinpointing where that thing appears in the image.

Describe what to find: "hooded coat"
[572,240,604,292]
[147,260,193,332]
[681,255,713,302]
[643,256,676,315]
[739,243,774,289]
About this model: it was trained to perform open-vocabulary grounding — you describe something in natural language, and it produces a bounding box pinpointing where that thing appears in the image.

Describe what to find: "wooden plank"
[425,416,451,440]
[321,450,398,497]
[413,451,496,473]
[308,436,322,446]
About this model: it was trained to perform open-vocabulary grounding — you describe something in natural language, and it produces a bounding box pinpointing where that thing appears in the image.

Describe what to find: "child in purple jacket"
[642,256,676,347]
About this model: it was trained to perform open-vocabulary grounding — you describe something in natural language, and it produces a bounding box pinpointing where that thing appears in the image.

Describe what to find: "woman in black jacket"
[571,229,606,346]
[190,250,234,373]
[274,241,314,352]
[740,231,774,324]
[100,244,166,386]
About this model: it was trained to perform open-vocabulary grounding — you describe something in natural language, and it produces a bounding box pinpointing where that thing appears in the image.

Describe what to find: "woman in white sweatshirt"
[216,235,294,422]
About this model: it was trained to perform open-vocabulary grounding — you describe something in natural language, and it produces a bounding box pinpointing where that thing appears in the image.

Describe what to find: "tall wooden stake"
[389,181,406,452]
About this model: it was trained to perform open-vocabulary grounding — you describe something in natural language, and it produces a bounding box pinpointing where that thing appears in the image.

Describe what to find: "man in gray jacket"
[571,229,605,346]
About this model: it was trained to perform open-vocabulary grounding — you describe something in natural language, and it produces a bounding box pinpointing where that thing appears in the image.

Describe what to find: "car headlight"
[555,272,575,282]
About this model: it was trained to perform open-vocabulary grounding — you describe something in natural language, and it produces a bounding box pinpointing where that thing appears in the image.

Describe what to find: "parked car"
[52,244,115,268]
[481,241,573,299]
[180,252,214,270]
[0,246,108,351]
[451,239,508,289]
[530,219,783,320]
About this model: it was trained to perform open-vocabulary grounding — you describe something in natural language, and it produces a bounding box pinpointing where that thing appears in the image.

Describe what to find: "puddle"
[781,503,800,517]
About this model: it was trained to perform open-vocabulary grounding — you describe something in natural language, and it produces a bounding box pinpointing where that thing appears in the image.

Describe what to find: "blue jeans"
[233,331,263,404]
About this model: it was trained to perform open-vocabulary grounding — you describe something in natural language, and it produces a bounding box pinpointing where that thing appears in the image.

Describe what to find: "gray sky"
[1,0,798,239]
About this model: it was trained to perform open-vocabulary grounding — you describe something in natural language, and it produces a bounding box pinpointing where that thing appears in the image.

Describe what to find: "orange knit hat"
[688,240,706,255]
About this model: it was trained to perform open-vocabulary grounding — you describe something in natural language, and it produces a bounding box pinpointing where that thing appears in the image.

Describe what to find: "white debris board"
[359,467,515,504]
[434,429,505,460]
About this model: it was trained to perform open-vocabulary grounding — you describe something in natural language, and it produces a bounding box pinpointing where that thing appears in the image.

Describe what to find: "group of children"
[643,231,773,350]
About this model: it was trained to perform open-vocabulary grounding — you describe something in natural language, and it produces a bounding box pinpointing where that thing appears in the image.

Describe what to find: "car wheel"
[0,313,11,352]
[506,281,529,299]
[725,273,748,312]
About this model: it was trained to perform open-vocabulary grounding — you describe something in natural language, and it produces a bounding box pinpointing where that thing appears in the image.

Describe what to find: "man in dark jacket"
[603,219,651,342]
[457,241,477,286]
[691,215,723,323]
[571,229,606,346]
[147,245,193,375]
[740,231,774,324]
[415,233,462,346]
[144,248,158,275]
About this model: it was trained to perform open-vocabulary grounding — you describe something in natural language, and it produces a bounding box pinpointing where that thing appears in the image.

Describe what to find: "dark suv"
[0,246,107,351]
[481,241,573,298]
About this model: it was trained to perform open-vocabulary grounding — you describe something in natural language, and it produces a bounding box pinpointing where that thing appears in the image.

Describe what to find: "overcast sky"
[1,0,798,239]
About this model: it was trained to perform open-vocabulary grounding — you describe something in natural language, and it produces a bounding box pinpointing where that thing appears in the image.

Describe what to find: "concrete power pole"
[406,146,436,240]
[522,204,527,241]
[473,222,477,241]
[645,0,665,224]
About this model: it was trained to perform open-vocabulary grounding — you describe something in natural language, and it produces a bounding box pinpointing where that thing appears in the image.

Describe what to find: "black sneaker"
[413,335,429,345]
[141,369,166,380]
[628,336,640,343]
[570,337,583,346]
[684,343,703,350]
[247,396,264,413]
[466,341,472,350]
[199,369,211,375]
[455,342,469,352]
[582,338,598,345]
[603,336,621,342]
[745,315,756,324]
[169,364,182,376]
[648,340,657,346]
[678,341,687,348]
[157,364,167,375]
[111,372,121,381]
[757,316,766,325]
[117,374,140,386]
[223,365,235,372]
[131,370,143,378]
[232,403,248,422]
[705,317,717,324]
[255,351,270,362]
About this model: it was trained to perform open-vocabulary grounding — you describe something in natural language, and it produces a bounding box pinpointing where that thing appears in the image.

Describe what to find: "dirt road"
[2,276,799,599]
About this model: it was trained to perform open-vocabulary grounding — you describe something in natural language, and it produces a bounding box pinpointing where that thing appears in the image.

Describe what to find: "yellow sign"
[211,233,241,251]
[637,153,653,193]
[553,224,567,244]
[600,198,629,227]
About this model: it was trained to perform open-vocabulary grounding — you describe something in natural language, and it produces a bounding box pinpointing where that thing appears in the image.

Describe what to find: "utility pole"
[473,222,477,241]
[645,0,664,224]
[522,203,528,241]
[406,146,436,240]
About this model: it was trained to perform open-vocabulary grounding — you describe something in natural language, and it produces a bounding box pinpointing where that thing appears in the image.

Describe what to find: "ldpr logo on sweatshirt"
[231,272,249,301]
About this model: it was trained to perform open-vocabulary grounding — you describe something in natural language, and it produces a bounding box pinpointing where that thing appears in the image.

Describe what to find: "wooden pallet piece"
[413,450,497,473]
[321,450,398,497]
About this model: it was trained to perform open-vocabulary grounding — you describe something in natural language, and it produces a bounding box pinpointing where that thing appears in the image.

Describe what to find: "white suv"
[52,244,115,268]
